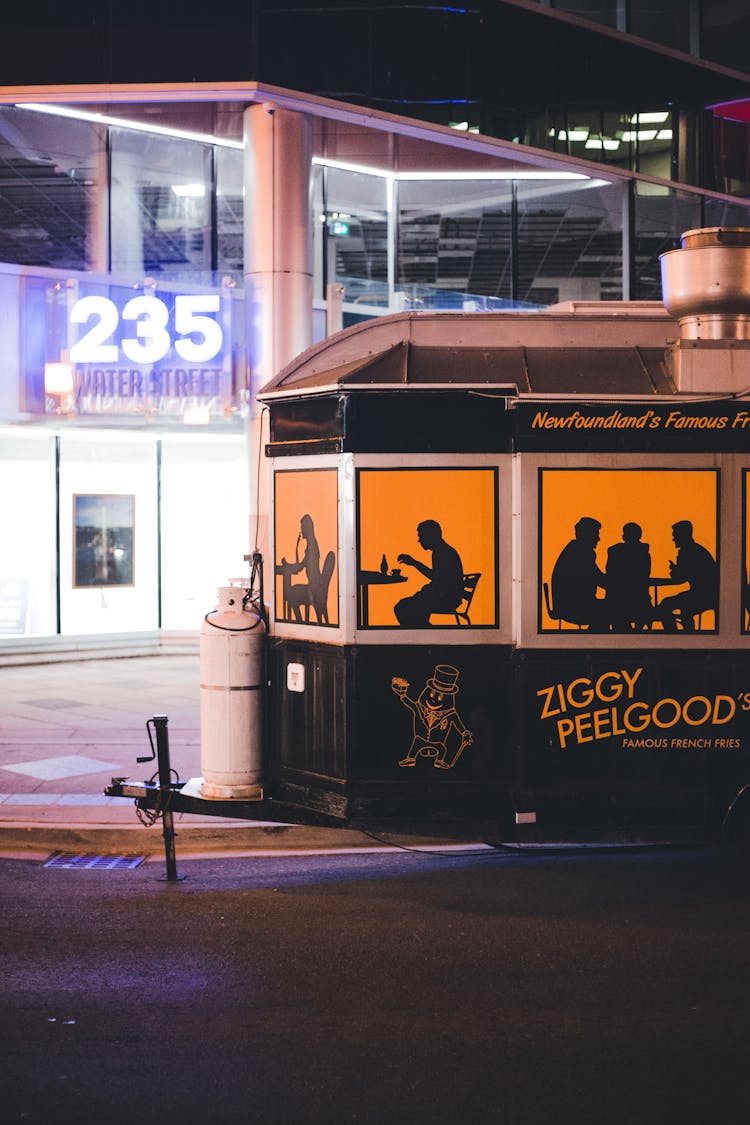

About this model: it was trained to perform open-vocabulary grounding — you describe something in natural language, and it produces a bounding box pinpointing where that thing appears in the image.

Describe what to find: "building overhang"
[0,81,621,183]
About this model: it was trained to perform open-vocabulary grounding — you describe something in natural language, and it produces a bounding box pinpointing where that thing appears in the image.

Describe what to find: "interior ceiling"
[0,101,624,294]
[0,130,661,301]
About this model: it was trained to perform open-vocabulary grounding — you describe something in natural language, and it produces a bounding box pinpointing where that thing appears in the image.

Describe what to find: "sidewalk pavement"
[0,653,401,858]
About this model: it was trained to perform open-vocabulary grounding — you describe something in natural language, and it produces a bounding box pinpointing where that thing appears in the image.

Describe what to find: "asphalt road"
[2,845,750,1125]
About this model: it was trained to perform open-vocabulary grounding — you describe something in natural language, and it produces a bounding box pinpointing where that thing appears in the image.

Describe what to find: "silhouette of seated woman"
[281,513,323,623]
[394,520,464,628]
[655,519,718,633]
[605,522,652,632]
[550,516,608,630]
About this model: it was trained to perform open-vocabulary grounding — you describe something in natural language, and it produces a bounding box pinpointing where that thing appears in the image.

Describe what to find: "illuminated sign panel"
[28,277,242,421]
[515,402,750,452]
[521,652,750,758]
[69,295,223,366]
[274,469,339,628]
[539,468,719,634]
[744,470,750,634]
[356,467,498,629]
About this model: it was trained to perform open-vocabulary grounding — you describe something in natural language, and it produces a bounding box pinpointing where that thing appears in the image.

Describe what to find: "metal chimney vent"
[660,227,750,341]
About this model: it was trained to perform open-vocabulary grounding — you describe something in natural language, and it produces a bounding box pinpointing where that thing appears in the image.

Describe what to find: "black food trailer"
[108,228,750,851]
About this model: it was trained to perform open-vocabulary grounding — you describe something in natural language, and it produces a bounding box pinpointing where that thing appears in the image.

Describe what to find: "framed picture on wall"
[73,494,135,588]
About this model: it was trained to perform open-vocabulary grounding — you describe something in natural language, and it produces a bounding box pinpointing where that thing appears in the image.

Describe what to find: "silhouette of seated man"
[394,520,464,628]
[550,516,608,630]
[281,513,322,622]
[656,519,718,633]
[605,521,652,632]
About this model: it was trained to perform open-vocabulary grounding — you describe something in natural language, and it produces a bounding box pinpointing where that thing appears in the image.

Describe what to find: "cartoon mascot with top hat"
[391,664,474,770]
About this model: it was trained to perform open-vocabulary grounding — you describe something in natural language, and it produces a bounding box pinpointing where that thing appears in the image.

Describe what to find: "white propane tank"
[200,584,266,799]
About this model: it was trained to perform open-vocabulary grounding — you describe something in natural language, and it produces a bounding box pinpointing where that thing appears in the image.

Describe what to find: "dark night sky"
[2,2,749,115]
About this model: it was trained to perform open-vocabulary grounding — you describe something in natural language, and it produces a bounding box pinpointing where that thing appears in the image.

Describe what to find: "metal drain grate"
[43,852,145,870]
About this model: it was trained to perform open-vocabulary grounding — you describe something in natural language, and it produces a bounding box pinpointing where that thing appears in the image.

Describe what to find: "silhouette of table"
[358,570,407,627]
[276,561,302,621]
[649,577,687,605]
[649,576,715,631]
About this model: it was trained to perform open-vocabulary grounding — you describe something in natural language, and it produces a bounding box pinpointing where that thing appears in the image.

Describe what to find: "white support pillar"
[243,104,314,580]
[86,125,110,273]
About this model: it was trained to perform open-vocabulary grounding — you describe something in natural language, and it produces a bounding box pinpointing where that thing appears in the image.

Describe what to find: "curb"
[0,820,450,856]
[0,824,378,855]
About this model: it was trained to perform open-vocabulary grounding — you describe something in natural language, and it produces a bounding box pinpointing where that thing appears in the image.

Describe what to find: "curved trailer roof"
[259,304,678,401]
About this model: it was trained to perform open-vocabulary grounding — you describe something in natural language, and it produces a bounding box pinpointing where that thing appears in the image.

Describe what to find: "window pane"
[628,1,690,53]
[216,146,244,282]
[398,179,514,303]
[704,194,750,228]
[321,167,388,305]
[110,129,212,281]
[633,183,701,300]
[710,118,750,199]
[0,107,105,271]
[701,4,749,72]
[553,2,619,29]
[160,435,250,630]
[58,434,158,635]
[0,432,56,637]
[516,178,624,303]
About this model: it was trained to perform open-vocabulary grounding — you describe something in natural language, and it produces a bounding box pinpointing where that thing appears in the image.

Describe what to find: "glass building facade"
[3,102,750,317]
[1,77,750,649]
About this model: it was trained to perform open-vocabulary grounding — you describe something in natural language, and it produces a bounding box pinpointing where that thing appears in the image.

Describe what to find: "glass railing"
[397,285,543,312]
[337,276,545,313]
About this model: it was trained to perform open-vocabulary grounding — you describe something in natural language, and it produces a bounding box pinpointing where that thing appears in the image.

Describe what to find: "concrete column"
[243,104,313,579]
[86,126,110,273]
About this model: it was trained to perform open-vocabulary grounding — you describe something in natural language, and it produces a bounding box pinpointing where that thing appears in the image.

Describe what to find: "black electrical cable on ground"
[354,826,706,859]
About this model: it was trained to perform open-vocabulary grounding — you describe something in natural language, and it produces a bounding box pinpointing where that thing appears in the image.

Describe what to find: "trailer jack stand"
[137,715,186,882]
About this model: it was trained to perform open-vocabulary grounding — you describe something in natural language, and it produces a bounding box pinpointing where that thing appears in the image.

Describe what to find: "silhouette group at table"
[549,516,718,632]
[394,519,465,627]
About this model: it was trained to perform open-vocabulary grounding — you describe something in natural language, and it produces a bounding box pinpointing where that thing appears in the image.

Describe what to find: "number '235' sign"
[69,294,224,366]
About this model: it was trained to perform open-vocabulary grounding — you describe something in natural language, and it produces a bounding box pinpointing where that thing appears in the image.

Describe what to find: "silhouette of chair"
[690,606,718,631]
[285,551,336,624]
[543,581,584,631]
[430,573,481,626]
[543,582,562,630]
[312,551,336,624]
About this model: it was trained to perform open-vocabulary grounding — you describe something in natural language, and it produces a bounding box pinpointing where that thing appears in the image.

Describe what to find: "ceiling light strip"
[16,102,588,180]
[14,102,244,149]
[312,157,587,180]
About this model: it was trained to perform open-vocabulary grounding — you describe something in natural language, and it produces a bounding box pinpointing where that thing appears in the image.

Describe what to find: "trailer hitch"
[113,715,187,882]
